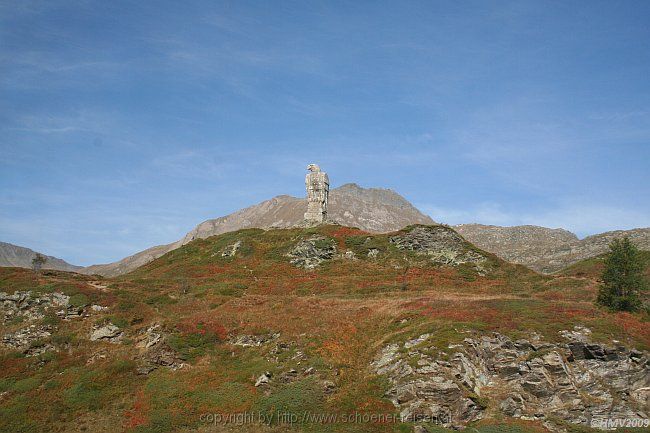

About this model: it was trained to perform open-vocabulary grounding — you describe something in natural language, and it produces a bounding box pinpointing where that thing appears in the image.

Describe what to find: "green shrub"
[108,316,129,329]
[38,351,56,363]
[167,332,219,362]
[42,312,61,326]
[52,333,74,346]
[69,293,89,308]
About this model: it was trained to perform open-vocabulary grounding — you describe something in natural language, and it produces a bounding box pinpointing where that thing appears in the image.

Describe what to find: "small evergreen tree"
[597,237,646,311]
[31,253,47,273]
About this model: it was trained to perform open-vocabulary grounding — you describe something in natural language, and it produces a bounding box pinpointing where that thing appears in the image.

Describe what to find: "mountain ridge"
[82,183,435,277]
[455,223,650,273]
[0,241,81,272]
[3,184,649,276]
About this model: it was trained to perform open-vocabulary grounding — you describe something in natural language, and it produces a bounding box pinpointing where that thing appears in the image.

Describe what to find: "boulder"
[90,324,122,342]
[255,371,272,387]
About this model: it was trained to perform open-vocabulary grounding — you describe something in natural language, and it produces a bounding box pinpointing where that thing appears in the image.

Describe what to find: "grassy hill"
[1,225,648,433]
[558,250,650,279]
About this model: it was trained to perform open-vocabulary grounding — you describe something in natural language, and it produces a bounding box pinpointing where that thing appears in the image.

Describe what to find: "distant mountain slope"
[455,224,650,273]
[83,183,434,277]
[0,242,81,272]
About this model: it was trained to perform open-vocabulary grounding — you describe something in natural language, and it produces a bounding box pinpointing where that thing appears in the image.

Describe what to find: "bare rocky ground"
[372,327,649,431]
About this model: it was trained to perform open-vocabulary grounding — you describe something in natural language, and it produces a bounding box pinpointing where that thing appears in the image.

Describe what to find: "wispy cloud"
[4,111,114,135]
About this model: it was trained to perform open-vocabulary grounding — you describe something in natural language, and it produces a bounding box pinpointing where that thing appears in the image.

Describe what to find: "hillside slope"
[83,183,434,277]
[0,242,81,272]
[1,224,648,433]
[455,224,650,273]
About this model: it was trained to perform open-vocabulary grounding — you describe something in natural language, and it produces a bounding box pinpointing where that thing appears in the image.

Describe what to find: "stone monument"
[304,163,329,223]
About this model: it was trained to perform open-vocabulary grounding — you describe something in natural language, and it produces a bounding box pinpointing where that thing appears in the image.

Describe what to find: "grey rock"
[390,225,487,269]
[372,328,650,430]
[501,393,525,417]
[322,380,336,394]
[286,237,336,269]
[90,324,122,342]
[255,371,272,387]
[221,240,242,257]
[228,332,279,347]
[1,290,71,323]
[2,325,54,356]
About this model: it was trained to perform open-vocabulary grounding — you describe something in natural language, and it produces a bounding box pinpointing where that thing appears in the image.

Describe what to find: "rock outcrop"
[390,226,487,270]
[135,324,185,374]
[1,291,72,323]
[286,237,337,269]
[2,325,55,356]
[89,323,122,342]
[372,327,649,430]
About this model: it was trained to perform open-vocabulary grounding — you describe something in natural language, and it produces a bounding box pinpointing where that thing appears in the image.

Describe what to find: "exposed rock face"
[135,324,185,374]
[82,183,434,277]
[304,164,329,224]
[1,291,71,323]
[228,332,279,347]
[90,323,122,343]
[221,240,242,257]
[390,226,487,269]
[372,328,649,430]
[2,325,54,356]
[0,242,81,272]
[255,371,272,387]
[286,237,337,269]
[455,224,650,273]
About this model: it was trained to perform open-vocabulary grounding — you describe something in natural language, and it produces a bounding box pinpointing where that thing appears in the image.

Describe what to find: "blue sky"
[1,0,649,266]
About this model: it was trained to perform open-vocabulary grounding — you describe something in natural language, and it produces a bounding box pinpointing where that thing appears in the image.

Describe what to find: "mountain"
[455,224,650,273]
[0,242,81,272]
[83,183,434,277]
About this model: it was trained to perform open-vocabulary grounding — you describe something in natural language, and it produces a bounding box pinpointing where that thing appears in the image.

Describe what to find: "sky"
[1,0,649,266]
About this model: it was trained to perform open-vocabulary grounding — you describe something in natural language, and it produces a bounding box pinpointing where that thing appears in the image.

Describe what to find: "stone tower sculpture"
[304,164,329,223]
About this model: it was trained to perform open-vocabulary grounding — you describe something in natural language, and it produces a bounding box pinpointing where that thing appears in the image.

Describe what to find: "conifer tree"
[597,237,646,311]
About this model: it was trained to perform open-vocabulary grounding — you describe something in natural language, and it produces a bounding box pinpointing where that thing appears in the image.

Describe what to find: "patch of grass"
[108,316,130,329]
[52,332,74,346]
[0,395,38,433]
[167,331,219,362]
[63,371,106,411]
[254,377,324,425]
[69,293,89,308]
[108,359,136,374]
[145,294,176,307]
[37,351,56,363]
[41,312,61,326]
[11,375,41,392]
